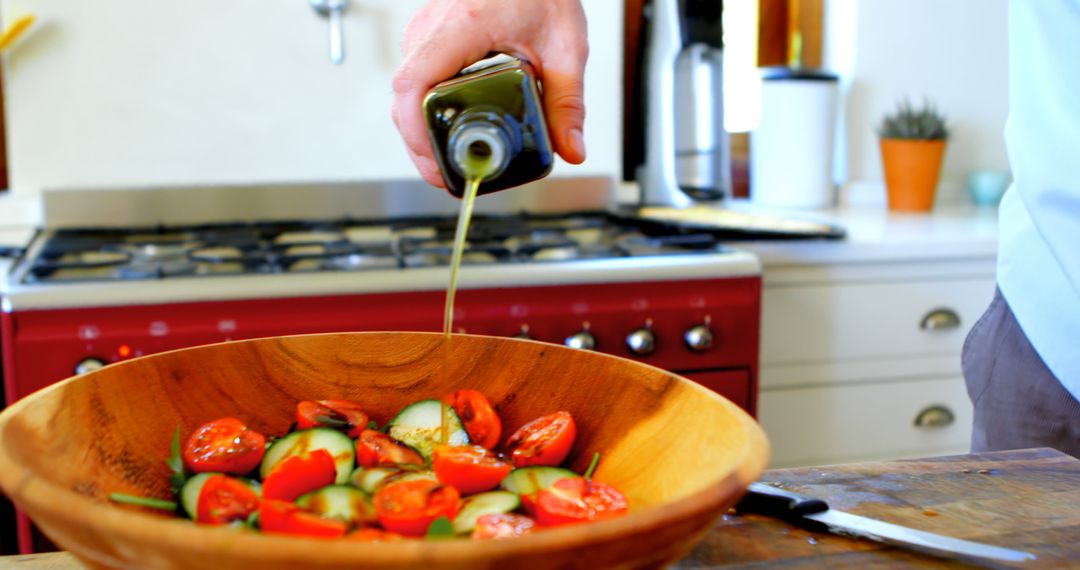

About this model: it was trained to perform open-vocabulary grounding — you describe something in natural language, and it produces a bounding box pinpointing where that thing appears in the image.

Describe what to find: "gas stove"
[3,189,767,395]
[4,212,759,311]
[18,212,737,284]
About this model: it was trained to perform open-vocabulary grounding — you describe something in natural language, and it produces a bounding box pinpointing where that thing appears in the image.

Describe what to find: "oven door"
[682,369,755,416]
[0,319,16,555]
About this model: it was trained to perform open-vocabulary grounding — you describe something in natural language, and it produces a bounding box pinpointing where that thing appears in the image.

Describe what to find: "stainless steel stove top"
[19,212,735,284]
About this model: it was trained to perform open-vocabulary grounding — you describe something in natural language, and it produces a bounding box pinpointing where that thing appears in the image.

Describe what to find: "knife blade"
[736,483,1036,565]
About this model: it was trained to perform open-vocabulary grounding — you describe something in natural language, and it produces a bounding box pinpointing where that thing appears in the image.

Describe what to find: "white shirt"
[997,0,1080,402]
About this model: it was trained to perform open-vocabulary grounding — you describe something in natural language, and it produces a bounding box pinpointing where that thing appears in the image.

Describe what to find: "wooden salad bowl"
[0,332,769,569]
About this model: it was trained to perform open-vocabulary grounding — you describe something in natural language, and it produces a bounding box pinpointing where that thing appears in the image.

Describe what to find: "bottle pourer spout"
[450,122,510,182]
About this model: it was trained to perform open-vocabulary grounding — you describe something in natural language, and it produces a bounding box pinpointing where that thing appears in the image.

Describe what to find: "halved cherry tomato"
[533,477,629,527]
[259,499,347,538]
[374,479,461,537]
[183,417,266,475]
[355,429,424,468]
[471,513,536,540]
[519,492,539,517]
[262,448,338,501]
[195,474,260,525]
[344,528,407,542]
[432,444,513,495]
[442,390,502,450]
[296,400,370,439]
[504,411,576,468]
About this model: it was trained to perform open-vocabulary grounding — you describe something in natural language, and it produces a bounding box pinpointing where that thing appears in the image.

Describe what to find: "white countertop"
[0,190,42,231]
[0,229,32,284]
[727,202,999,267]
[0,228,35,249]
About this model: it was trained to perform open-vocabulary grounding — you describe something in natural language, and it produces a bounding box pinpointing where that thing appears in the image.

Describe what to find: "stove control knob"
[565,330,596,351]
[74,358,106,375]
[625,324,656,356]
[684,324,714,352]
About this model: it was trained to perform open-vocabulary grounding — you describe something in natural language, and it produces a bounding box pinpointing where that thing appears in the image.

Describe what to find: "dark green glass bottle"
[423,56,554,198]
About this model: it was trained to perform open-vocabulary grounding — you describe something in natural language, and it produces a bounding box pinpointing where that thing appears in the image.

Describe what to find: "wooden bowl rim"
[0,332,770,564]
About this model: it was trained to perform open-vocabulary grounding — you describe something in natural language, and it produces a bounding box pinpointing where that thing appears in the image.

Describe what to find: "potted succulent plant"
[878,98,950,212]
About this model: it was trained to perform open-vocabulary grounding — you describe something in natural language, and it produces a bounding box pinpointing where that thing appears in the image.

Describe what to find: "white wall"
[0,0,622,193]
[829,0,1009,203]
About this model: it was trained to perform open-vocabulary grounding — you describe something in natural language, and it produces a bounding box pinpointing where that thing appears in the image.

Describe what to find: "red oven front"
[2,276,760,553]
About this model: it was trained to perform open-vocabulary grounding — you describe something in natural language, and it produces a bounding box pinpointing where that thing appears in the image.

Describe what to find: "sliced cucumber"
[180,473,217,519]
[499,466,578,496]
[389,470,438,485]
[179,473,260,519]
[452,491,521,535]
[386,400,469,461]
[350,467,399,494]
[350,467,436,494]
[260,428,355,484]
[296,485,375,526]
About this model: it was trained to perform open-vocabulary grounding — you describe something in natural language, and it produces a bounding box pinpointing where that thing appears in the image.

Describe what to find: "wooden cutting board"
[678,447,1080,568]
[3,448,1078,568]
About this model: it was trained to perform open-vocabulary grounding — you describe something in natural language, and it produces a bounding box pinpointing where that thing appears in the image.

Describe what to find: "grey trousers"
[962,288,1080,458]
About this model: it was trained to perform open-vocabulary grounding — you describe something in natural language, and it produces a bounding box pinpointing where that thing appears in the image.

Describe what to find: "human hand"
[392,0,589,188]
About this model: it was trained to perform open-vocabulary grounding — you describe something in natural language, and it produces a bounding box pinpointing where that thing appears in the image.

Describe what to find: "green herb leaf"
[583,452,601,480]
[245,510,260,530]
[425,516,455,539]
[367,420,379,431]
[167,426,188,493]
[109,493,177,512]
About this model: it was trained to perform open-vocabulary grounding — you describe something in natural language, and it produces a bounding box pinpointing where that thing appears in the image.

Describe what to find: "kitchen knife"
[736,482,1036,566]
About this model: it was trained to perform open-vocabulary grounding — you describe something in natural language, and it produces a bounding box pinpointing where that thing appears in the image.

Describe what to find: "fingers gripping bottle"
[423,56,555,197]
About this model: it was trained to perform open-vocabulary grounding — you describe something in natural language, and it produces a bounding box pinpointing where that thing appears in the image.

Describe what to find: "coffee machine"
[631,0,729,207]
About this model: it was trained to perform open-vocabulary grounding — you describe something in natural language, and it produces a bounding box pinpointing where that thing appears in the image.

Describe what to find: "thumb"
[538,45,588,165]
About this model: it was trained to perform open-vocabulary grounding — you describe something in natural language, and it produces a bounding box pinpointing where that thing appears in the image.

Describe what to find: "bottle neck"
[448,116,512,182]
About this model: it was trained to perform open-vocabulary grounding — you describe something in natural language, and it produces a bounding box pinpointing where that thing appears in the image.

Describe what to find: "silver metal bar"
[327,0,345,64]
[310,0,348,64]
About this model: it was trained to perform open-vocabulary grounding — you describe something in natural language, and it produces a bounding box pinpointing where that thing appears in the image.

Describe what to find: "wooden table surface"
[3,448,1077,569]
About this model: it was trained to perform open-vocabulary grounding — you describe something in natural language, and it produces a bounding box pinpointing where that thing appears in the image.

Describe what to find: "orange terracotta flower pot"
[880,138,946,212]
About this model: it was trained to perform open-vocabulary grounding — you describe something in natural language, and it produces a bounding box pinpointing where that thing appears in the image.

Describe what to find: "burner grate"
[21,213,733,284]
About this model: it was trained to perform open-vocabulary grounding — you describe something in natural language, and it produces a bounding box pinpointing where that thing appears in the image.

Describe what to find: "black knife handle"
[736,482,830,519]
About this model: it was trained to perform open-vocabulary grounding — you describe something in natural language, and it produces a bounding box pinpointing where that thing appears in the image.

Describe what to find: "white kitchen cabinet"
[741,204,999,468]
[762,278,996,365]
[758,375,975,467]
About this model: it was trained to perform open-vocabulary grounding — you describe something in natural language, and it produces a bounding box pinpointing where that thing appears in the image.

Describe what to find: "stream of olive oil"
[443,142,499,336]
[440,151,493,445]
[442,176,481,337]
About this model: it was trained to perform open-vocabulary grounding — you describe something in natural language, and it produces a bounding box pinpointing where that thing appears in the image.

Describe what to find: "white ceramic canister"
[750,67,839,209]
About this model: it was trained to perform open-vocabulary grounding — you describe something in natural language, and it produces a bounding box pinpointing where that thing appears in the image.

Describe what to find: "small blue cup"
[967,170,1011,207]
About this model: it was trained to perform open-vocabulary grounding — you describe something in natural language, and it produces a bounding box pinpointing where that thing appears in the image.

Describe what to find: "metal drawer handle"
[920,308,961,331]
[914,405,955,429]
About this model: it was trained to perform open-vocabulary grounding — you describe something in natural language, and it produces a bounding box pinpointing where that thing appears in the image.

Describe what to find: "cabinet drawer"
[758,376,973,468]
[762,278,994,365]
